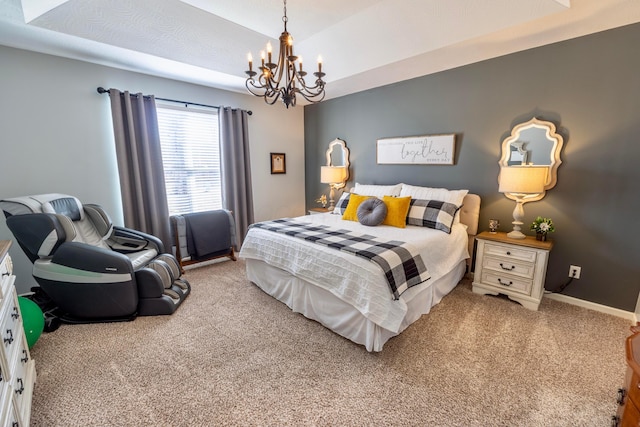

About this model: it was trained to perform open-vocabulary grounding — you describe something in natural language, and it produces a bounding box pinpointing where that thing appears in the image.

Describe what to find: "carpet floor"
[29,259,631,426]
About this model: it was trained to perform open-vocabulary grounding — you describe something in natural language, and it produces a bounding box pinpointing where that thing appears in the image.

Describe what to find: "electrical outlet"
[569,265,581,279]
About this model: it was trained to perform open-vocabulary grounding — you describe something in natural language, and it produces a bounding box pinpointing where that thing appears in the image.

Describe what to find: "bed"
[239,184,481,351]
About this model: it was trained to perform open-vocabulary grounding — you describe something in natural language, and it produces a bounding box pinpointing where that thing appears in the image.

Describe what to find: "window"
[156,103,222,216]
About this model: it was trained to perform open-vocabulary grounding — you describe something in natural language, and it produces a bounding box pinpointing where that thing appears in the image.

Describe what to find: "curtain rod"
[96,87,252,115]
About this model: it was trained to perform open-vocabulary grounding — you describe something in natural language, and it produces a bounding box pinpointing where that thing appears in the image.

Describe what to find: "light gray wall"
[0,45,305,294]
[304,23,640,311]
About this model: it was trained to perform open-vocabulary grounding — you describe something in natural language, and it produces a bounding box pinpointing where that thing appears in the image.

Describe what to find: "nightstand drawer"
[484,242,537,263]
[480,271,533,295]
[483,256,536,279]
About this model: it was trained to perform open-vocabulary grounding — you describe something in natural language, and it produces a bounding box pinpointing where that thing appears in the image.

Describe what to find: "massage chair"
[0,193,190,322]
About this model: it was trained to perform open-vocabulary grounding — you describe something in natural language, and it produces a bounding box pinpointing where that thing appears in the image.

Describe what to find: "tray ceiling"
[1,0,640,101]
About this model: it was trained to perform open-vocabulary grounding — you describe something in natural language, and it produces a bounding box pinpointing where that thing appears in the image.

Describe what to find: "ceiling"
[1,0,640,102]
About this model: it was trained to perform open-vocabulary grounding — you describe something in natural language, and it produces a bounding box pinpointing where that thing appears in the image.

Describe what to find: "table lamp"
[320,166,347,210]
[498,166,548,239]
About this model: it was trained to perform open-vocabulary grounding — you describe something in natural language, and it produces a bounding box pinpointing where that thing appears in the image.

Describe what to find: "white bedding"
[239,213,469,333]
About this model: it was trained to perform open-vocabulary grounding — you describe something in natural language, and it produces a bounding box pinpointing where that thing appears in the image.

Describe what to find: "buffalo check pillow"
[332,192,351,215]
[406,199,460,233]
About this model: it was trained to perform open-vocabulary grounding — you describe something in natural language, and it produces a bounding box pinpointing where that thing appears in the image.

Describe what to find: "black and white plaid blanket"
[250,218,430,299]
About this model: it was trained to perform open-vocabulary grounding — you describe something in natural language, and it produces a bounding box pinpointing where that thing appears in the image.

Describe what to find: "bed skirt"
[245,259,466,352]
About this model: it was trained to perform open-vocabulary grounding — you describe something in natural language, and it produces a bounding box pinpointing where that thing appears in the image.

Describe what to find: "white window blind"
[157,103,222,216]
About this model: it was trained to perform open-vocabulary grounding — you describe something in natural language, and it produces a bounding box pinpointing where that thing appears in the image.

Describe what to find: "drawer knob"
[1,272,9,277]
[617,387,626,405]
[500,263,515,271]
[498,278,513,287]
[21,349,29,364]
[506,251,511,255]
[11,306,19,319]
[3,329,13,344]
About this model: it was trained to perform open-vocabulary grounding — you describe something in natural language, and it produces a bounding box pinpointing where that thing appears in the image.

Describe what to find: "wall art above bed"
[376,134,455,165]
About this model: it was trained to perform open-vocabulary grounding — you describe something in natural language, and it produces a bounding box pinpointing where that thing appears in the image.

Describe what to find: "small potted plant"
[530,216,555,241]
[316,194,327,208]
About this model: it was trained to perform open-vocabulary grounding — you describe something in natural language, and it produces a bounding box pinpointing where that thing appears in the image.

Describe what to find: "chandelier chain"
[283,0,288,27]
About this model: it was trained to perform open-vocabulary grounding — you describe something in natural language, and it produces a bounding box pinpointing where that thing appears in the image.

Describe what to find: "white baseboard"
[544,292,636,322]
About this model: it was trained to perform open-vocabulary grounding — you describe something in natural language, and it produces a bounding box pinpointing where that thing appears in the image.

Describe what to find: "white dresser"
[472,231,553,311]
[0,240,36,426]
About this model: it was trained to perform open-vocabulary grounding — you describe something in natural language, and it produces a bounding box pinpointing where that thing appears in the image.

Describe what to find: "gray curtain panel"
[219,107,254,248]
[106,89,172,251]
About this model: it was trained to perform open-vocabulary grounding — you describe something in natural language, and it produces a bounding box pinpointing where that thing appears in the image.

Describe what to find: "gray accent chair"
[0,193,190,322]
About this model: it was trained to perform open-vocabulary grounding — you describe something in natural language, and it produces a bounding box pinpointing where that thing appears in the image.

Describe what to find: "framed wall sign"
[270,153,286,174]
[376,134,455,165]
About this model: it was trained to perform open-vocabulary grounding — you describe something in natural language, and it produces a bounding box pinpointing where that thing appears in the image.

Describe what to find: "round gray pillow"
[356,197,387,226]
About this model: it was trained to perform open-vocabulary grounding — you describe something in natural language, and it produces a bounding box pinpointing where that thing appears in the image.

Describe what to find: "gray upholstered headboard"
[460,194,481,235]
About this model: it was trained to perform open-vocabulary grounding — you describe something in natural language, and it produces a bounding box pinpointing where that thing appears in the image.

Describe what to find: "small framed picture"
[270,153,286,174]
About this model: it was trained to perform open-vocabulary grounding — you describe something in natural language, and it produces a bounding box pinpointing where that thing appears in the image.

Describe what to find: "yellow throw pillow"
[382,196,412,228]
[342,194,372,221]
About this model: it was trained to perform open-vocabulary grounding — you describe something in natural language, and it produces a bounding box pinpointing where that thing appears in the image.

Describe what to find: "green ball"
[18,297,45,349]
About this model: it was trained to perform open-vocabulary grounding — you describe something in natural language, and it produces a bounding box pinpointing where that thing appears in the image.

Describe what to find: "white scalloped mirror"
[325,138,350,189]
[499,118,563,203]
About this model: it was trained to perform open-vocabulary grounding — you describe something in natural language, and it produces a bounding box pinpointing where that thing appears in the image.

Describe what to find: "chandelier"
[244,0,326,108]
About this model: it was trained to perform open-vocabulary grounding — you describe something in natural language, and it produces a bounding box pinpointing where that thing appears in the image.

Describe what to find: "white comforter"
[239,213,469,333]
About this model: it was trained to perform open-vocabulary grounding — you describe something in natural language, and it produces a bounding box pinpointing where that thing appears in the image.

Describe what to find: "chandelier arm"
[257,70,282,100]
[296,89,326,103]
[246,79,281,105]
[293,73,325,93]
[292,84,323,98]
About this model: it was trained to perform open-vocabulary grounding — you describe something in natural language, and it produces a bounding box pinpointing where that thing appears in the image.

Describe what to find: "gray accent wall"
[304,23,640,311]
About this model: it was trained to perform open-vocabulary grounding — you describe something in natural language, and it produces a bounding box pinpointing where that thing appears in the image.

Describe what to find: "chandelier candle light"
[245,0,326,108]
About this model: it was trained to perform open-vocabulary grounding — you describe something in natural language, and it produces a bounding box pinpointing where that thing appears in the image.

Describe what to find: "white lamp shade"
[320,166,346,184]
[499,166,548,194]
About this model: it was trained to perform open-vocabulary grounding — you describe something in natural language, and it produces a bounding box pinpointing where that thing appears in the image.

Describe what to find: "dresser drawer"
[618,399,640,427]
[480,271,533,295]
[0,284,21,369]
[9,331,34,416]
[482,256,536,279]
[0,254,10,278]
[626,369,640,411]
[0,255,10,300]
[0,385,21,427]
[483,242,537,263]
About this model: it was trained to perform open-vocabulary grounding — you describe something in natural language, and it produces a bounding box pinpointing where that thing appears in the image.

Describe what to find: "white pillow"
[400,184,468,207]
[353,182,402,198]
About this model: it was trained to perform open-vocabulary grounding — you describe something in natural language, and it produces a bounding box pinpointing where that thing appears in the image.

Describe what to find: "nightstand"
[308,207,330,215]
[472,231,553,310]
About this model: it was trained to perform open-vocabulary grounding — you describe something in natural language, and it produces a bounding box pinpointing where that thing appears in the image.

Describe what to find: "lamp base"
[507,198,527,239]
[507,229,526,239]
[328,186,336,211]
